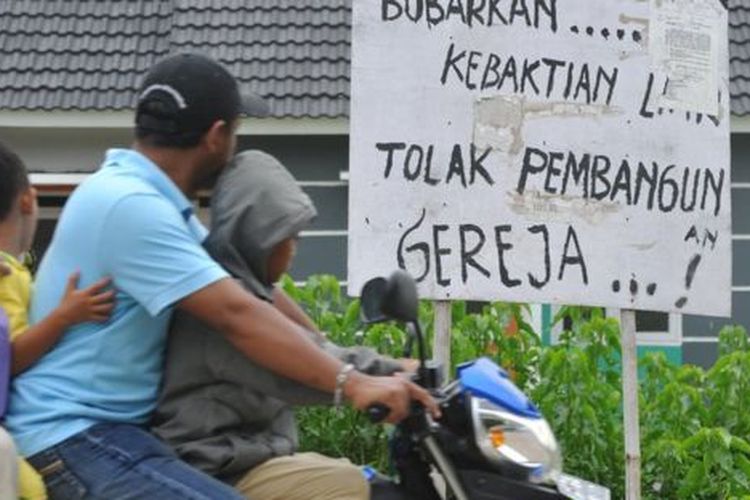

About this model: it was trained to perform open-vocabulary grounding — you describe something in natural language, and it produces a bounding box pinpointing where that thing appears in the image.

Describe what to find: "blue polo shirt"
[6,149,228,456]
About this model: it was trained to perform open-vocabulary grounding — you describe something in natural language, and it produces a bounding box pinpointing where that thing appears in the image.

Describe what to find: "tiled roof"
[0,0,351,118]
[171,1,350,118]
[0,1,747,117]
[730,0,750,116]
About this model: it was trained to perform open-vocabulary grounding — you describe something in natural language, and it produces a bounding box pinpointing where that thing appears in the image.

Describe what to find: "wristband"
[334,363,356,408]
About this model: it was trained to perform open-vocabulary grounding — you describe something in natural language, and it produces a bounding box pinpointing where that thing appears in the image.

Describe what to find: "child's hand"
[57,272,115,326]
[397,358,420,374]
[0,262,10,277]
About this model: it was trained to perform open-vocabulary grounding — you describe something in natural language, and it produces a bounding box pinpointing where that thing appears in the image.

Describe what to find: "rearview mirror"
[359,271,420,324]
[360,277,389,324]
[360,270,429,387]
[381,270,419,323]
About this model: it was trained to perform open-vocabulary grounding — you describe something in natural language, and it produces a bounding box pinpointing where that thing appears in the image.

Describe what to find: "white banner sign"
[348,0,731,317]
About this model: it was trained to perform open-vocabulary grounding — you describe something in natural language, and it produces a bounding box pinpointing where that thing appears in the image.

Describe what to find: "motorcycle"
[361,270,611,500]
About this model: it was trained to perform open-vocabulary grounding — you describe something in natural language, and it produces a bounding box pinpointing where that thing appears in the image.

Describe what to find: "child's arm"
[269,286,415,373]
[12,272,114,375]
[271,286,324,339]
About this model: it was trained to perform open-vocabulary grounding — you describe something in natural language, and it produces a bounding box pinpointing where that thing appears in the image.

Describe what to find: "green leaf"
[678,461,708,497]
[733,437,750,455]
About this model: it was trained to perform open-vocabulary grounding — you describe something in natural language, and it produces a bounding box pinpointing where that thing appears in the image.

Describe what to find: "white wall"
[0,127,132,173]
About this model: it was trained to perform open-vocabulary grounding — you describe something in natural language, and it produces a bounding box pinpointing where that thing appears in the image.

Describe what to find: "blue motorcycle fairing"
[456,357,542,419]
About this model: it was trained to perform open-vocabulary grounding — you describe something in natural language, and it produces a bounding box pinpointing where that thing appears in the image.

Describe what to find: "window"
[529,304,682,346]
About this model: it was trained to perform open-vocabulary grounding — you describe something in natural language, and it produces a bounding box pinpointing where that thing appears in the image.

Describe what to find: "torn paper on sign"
[473,96,623,157]
[649,0,721,115]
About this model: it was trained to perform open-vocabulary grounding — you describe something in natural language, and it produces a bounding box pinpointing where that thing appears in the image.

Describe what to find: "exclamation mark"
[675,254,701,309]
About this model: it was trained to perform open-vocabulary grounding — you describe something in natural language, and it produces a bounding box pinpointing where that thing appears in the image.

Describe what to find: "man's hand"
[344,371,440,423]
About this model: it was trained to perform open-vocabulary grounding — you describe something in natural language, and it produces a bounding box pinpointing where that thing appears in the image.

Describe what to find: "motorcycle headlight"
[470,396,562,484]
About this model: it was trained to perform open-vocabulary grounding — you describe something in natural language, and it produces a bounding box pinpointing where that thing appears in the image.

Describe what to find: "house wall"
[0,127,132,173]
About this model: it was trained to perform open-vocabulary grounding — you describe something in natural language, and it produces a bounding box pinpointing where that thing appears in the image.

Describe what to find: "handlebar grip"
[366,403,391,423]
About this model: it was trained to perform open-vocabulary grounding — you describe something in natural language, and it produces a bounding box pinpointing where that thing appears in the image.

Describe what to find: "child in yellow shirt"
[0,141,114,499]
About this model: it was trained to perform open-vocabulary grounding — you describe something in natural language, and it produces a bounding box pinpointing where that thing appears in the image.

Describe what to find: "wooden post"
[434,301,452,382]
[620,309,641,500]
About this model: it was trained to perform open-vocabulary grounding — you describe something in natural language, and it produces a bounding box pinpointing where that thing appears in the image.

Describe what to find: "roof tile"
[729,0,750,115]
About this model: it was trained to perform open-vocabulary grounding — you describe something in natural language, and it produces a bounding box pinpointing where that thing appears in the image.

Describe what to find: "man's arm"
[178,278,439,423]
[100,195,436,421]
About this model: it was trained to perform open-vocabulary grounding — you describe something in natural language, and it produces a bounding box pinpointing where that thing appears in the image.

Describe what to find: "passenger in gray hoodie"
[152,151,406,500]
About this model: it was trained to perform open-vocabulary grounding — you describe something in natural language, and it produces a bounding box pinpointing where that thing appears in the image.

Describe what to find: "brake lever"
[403,323,416,358]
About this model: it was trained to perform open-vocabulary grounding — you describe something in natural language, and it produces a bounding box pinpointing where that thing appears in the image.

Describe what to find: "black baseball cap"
[135,53,270,135]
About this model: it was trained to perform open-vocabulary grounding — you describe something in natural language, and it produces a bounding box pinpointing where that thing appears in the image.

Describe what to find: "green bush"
[532,308,625,495]
[640,326,750,499]
[283,275,750,499]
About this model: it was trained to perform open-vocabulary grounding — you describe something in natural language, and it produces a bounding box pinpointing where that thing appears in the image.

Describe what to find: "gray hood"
[204,150,317,300]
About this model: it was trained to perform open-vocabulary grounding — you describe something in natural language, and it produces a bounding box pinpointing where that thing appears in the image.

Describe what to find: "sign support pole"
[620,309,641,500]
[434,301,452,382]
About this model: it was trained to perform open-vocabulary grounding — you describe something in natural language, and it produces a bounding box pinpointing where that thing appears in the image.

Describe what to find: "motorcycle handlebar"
[366,403,391,423]
[367,399,433,424]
